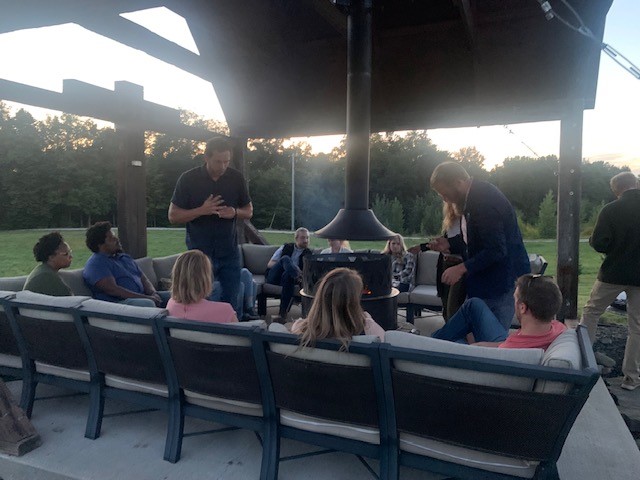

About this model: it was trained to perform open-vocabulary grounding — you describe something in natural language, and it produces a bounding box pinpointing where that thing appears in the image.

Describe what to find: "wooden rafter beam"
[0,78,218,140]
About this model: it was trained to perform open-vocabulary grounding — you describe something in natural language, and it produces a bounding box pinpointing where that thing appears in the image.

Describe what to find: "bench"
[0,289,599,479]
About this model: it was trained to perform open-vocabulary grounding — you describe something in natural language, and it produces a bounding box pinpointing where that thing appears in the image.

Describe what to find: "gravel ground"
[593,312,628,378]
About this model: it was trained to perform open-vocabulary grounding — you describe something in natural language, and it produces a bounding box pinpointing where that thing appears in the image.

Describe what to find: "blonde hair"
[170,250,213,305]
[430,161,470,189]
[441,201,462,233]
[298,268,365,350]
[381,234,407,257]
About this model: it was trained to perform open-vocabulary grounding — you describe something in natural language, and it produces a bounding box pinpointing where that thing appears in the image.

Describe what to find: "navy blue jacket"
[449,180,530,299]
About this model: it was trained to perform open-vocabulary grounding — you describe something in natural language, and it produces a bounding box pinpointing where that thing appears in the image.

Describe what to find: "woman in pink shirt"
[291,267,385,348]
[167,250,238,324]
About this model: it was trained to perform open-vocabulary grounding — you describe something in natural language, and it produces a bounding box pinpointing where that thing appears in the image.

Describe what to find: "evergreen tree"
[537,190,557,238]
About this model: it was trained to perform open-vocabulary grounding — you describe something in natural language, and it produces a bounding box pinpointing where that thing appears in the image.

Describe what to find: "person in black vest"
[266,227,312,319]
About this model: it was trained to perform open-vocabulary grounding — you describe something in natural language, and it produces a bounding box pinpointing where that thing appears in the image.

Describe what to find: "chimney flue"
[316,0,395,241]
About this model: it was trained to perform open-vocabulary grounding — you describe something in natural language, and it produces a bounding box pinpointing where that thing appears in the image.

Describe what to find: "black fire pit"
[300,253,399,331]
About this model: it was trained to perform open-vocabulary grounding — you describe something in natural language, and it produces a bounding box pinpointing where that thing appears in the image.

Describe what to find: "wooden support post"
[557,108,583,321]
[0,379,41,456]
[114,81,147,259]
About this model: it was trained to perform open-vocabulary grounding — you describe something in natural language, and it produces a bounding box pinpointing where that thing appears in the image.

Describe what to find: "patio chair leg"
[260,421,280,480]
[164,399,184,463]
[405,305,414,324]
[85,383,104,440]
[20,377,36,418]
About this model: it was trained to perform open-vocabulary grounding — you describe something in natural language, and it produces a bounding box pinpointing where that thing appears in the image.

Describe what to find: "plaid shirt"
[391,251,415,289]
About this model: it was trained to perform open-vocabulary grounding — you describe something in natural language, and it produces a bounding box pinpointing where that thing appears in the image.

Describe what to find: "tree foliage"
[0,102,630,239]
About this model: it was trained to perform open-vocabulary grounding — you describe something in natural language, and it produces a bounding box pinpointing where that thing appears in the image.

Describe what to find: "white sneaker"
[621,378,640,391]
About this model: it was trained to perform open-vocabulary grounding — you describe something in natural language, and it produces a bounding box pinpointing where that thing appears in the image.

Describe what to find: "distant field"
[0,229,608,318]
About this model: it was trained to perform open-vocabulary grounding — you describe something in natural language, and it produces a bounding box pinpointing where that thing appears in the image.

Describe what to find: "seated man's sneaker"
[621,377,640,391]
[242,312,261,321]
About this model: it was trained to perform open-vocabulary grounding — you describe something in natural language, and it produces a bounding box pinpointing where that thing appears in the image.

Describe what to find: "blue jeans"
[431,298,508,343]
[211,268,256,317]
[482,288,516,331]
[266,255,300,316]
[121,290,170,308]
[208,251,241,314]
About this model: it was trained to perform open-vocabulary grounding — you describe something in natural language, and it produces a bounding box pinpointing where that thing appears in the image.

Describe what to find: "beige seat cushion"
[0,353,22,369]
[105,374,168,397]
[280,410,380,444]
[184,389,263,417]
[35,361,90,381]
[384,330,543,390]
[408,285,442,308]
[399,432,538,478]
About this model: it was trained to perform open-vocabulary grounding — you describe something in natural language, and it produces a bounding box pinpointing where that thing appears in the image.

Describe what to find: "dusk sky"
[1,1,638,172]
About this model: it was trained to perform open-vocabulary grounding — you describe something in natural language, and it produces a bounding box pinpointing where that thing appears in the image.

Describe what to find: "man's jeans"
[432,298,508,343]
[121,290,171,308]
[266,255,300,316]
[208,251,241,314]
[212,268,257,317]
[482,288,516,331]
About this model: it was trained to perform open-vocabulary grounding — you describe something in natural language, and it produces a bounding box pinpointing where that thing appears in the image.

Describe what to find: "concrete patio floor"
[1,377,639,480]
[2,304,639,479]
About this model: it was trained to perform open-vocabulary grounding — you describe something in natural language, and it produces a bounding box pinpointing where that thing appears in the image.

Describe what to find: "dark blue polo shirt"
[171,165,251,258]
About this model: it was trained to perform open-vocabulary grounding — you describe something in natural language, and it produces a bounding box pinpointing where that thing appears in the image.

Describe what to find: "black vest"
[281,243,312,270]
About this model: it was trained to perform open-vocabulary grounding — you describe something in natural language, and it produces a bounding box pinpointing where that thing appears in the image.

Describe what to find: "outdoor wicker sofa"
[0,289,598,480]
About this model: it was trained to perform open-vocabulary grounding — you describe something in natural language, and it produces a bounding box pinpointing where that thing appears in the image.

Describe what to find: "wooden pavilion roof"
[0,0,613,138]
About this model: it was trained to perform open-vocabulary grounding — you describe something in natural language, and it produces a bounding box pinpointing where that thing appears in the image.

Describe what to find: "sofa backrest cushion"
[134,257,158,288]
[241,244,279,274]
[59,268,93,296]
[0,276,27,292]
[14,291,90,321]
[415,251,440,286]
[385,330,544,390]
[170,318,265,346]
[152,254,181,287]
[534,329,582,394]
[267,323,378,366]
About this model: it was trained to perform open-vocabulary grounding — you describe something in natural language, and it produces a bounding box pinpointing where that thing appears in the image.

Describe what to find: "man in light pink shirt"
[432,274,566,350]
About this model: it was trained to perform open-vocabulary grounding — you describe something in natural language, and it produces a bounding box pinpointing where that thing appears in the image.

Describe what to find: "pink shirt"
[290,312,385,341]
[499,320,567,350]
[167,298,237,324]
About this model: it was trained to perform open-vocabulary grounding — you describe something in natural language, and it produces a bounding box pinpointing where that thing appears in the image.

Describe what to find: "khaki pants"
[580,280,640,384]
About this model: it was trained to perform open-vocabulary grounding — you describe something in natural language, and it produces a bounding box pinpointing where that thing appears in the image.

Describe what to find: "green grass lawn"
[0,229,608,318]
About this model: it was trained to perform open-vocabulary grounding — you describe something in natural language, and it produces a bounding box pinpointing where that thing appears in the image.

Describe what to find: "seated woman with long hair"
[24,231,73,296]
[381,234,415,293]
[167,250,238,323]
[291,268,385,349]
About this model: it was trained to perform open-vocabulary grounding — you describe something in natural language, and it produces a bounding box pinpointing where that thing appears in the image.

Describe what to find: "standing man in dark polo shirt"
[168,137,253,314]
[580,171,640,391]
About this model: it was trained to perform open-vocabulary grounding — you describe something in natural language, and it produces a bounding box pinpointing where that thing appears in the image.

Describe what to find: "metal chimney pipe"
[316,0,395,240]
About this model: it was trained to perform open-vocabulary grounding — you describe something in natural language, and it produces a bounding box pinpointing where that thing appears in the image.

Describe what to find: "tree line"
[0,103,628,238]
